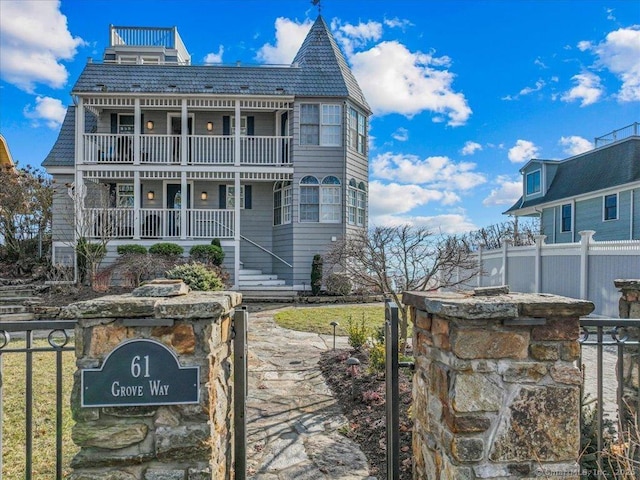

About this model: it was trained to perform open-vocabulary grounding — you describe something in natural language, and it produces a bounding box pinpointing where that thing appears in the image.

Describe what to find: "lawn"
[1,340,77,479]
[273,303,412,338]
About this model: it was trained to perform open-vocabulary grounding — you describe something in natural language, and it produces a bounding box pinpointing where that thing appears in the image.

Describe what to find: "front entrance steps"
[237,269,298,302]
[0,281,41,321]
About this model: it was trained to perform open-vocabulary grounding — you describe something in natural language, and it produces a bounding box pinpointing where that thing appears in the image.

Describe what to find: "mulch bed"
[319,348,413,479]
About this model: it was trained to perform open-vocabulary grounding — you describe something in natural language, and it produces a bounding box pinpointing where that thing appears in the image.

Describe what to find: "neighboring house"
[43,17,371,289]
[504,123,640,243]
[0,134,15,170]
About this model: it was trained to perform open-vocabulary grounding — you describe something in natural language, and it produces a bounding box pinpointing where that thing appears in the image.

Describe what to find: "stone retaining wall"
[403,286,594,479]
[616,279,640,422]
[62,280,241,480]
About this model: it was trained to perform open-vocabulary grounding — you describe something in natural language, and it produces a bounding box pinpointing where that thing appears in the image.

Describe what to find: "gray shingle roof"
[504,137,640,214]
[42,106,96,167]
[71,16,370,112]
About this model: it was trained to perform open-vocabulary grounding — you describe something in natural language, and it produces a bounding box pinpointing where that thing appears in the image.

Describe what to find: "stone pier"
[63,280,241,480]
[616,279,640,423]
[403,286,594,479]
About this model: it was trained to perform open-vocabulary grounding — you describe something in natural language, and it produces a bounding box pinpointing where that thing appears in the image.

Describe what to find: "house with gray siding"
[43,17,371,289]
[504,123,640,243]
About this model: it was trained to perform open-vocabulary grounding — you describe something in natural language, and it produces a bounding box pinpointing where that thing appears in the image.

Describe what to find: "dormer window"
[526,170,541,195]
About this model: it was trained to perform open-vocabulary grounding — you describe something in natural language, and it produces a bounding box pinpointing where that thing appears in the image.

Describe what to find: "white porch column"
[579,230,595,299]
[76,98,85,166]
[181,99,188,166]
[133,171,140,239]
[74,99,85,284]
[233,171,241,289]
[133,98,141,166]
[180,172,187,240]
[234,101,241,166]
[533,234,547,293]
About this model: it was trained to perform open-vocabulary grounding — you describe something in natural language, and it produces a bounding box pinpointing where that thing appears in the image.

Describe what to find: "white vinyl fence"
[469,231,640,316]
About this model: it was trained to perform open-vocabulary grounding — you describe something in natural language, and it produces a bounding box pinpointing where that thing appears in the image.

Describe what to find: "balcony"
[108,25,190,65]
[85,208,235,239]
[82,134,291,166]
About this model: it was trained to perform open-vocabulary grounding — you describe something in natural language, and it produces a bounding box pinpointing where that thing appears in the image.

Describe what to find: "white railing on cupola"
[108,25,190,64]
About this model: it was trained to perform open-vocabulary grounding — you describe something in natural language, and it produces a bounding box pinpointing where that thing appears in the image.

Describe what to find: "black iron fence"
[0,320,76,480]
[579,317,640,478]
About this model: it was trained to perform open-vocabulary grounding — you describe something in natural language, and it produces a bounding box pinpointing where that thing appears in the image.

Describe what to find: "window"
[321,105,341,146]
[347,179,366,226]
[226,185,245,209]
[561,204,572,232]
[300,105,319,145]
[117,184,134,208]
[231,116,247,136]
[273,181,292,226]
[321,176,341,222]
[348,107,366,154]
[118,114,135,134]
[357,181,366,227]
[526,170,541,195]
[300,176,319,222]
[604,194,618,220]
[300,103,342,146]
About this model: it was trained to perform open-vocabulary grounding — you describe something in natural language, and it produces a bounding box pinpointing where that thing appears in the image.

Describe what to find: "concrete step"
[238,269,263,276]
[0,312,36,322]
[0,288,37,297]
[238,274,280,281]
[238,279,287,287]
[0,296,41,305]
[0,305,28,315]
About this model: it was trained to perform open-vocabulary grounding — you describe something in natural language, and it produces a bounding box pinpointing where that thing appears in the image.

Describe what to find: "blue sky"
[1,0,639,233]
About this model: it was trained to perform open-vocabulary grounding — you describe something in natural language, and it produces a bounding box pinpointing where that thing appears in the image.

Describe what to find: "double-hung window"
[347,179,366,226]
[225,185,245,209]
[300,103,342,146]
[561,204,572,232]
[300,176,320,222]
[604,194,618,220]
[116,184,134,208]
[320,176,341,223]
[526,170,541,196]
[348,107,366,154]
[273,181,292,226]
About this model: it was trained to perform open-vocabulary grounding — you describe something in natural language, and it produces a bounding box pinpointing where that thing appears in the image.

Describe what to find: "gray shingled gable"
[70,16,370,112]
[504,137,640,214]
[43,106,96,167]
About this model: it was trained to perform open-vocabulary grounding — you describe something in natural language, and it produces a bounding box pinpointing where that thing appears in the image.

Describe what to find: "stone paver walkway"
[245,306,374,480]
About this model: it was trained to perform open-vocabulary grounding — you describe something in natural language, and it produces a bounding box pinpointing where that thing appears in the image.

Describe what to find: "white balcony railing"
[83,134,291,165]
[84,208,235,239]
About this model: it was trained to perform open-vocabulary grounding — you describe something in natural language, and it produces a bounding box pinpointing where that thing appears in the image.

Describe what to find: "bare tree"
[58,180,118,285]
[324,225,479,351]
[464,217,541,251]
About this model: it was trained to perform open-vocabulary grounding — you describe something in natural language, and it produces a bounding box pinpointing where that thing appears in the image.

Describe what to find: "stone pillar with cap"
[404,285,594,479]
[616,279,640,424]
[63,279,241,480]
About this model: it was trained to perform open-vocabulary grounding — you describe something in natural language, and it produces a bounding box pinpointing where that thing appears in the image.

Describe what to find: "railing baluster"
[56,345,63,478]
[596,325,603,479]
[25,330,33,480]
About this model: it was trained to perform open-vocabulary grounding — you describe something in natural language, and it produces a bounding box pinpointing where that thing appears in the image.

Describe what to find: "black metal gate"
[233,307,248,480]
[0,320,76,480]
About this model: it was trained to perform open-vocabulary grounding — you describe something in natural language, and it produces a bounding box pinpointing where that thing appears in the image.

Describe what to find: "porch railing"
[579,317,640,477]
[84,208,235,239]
[83,134,291,165]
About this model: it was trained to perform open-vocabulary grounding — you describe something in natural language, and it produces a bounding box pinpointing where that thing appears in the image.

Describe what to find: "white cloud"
[508,140,539,163]
[204,46,224,64]
[383,17,413,30]
[519,79,545,96]
[349,41,472,125]
[0,0,84,92]
[368,181,455,216]
[255,17,312,64]
[23,96,66,128]
[559,135,593,155]
[561,72,603,106]
[370,212,477,234]
[591,26,640,102]
[371,152,486,190]
[461,141,482,156]
[577,40,592,52]
[482,176,522,207]
[331,19,382,56]
[391,127,409,141]
[534,57,548,69]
